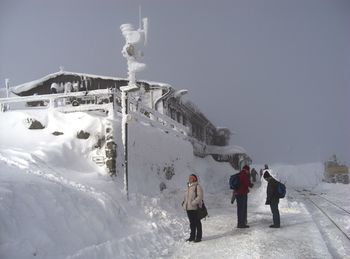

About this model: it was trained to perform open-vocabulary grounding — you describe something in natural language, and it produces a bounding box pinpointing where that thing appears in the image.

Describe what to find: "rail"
[0,90,192,143]
[127,96,189,137]
[299,190,350,242]
[0,90,113,110]
[316,195,350,215]
[307,196,350,241]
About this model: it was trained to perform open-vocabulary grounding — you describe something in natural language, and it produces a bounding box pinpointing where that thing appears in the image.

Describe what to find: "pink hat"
[189,174,198,182]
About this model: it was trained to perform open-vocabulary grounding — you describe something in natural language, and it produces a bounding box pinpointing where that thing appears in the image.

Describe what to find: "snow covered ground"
[0,106,349,259]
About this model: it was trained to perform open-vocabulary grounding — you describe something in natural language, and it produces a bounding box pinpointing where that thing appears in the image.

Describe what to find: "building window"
[170,108,176,120]
[183,116,187,126]
[177,112,182,123]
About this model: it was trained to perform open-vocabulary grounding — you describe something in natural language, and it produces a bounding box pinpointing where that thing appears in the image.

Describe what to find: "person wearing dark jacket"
[251,168,258,182]
[235,165,253,228]
[263,171,280,228]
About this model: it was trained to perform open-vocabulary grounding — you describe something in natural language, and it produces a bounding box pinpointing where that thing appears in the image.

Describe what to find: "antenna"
[143,17,148,45]
[139,6,142,29]
[138,5,148,45]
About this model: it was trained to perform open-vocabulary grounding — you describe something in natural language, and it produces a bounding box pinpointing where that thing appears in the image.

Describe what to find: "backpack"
[276,181,286,198]
[229,173,240,190]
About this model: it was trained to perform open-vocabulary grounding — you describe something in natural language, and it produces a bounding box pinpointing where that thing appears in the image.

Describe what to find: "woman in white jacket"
[182,174,203,242]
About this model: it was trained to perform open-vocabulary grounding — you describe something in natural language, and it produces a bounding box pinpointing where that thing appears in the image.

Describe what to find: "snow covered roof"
[12,70,172,94]
[206,145,246,155]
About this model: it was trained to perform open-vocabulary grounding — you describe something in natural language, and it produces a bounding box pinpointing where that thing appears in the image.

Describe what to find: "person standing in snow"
[235,165,253,228]
[251,168,258,182]
[263,171,280,228]
[182,174,203,242]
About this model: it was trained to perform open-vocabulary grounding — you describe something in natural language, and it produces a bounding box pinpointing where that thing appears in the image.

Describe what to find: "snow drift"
[0,107,344,259]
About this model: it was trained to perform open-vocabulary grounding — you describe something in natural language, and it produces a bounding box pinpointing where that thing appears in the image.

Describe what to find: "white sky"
[0,0,349,165]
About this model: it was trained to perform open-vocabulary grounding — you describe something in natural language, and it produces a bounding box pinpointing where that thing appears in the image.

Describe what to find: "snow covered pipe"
[154,88,175,112]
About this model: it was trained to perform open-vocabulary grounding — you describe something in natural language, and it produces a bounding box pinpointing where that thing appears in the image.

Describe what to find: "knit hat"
[263,171,271,179]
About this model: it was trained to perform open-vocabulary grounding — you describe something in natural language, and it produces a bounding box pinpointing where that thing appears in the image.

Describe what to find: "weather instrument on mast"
[120,16,148,91]
[120,13,149,200]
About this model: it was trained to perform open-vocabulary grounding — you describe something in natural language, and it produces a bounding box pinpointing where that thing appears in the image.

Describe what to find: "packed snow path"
[170,182,349,259]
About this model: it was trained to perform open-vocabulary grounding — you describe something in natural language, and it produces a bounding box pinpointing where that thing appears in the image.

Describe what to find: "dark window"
[176,112,181,123]
[183,116,187,126]
[170,108,176,120]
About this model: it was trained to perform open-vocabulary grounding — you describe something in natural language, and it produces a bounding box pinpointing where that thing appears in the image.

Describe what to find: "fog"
[0,0,349,165]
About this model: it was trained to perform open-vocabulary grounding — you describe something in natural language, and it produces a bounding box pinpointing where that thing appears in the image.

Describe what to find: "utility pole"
[120,15,148,200]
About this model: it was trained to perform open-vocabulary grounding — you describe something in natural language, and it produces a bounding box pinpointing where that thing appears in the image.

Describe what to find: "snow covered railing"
[205,145,246,155]
[0,89,191,143]
[55,103,112,113]
[188,138,207,157]
[0,90,113,112]
[0,93,51,111]
[128,97,189,137]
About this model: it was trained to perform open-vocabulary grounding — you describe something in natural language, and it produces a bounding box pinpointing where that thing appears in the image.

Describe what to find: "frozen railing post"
[5,79,10,98]
[120,15,148,200]
[1,79,11,111]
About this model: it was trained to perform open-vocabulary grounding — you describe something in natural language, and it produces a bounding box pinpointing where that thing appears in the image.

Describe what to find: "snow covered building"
[7,70,251,170]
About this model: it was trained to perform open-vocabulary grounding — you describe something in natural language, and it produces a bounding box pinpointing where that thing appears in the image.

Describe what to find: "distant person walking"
[251,168,258,182]
[235,165,253,228]
[263,171,280,228]
[182,174,203,242]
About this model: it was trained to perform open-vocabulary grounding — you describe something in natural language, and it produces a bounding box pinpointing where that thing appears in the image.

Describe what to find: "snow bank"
[0,161,129,259]
[0,107,341,259]
[270,163,324,189]
[0,107,237,258]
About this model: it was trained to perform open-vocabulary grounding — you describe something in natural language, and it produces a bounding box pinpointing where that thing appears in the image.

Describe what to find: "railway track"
[315,194,350,215]
[296,189,350,258]
[306,194,350,241]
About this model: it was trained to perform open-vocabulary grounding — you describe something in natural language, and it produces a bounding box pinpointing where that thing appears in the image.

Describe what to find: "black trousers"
[187,210,202,240]
[236,194,248,226]
[270,202,280,226]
